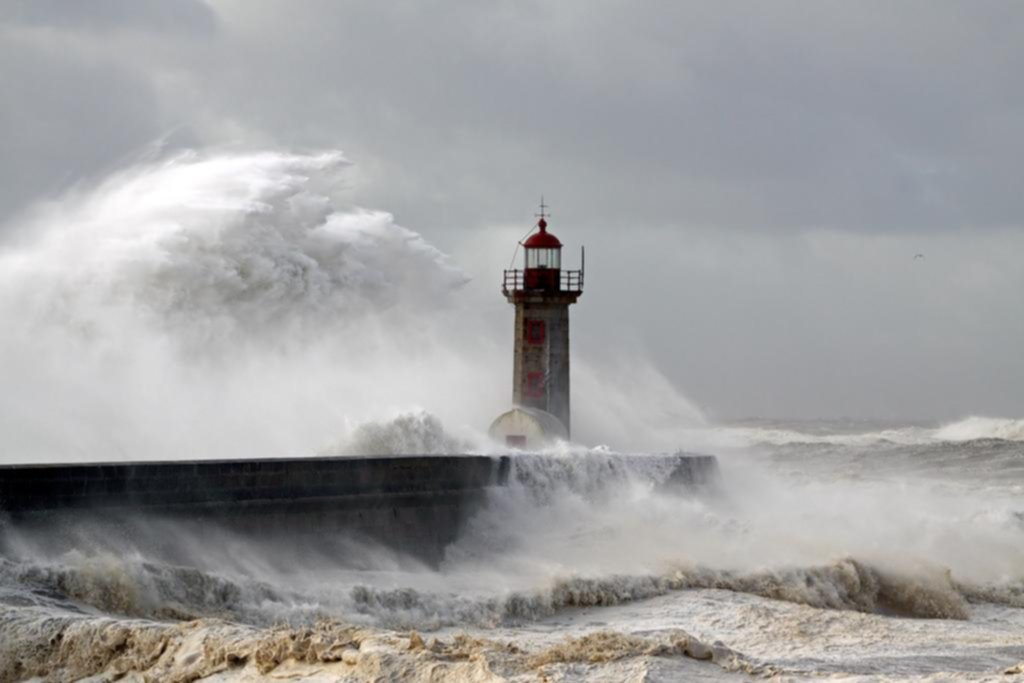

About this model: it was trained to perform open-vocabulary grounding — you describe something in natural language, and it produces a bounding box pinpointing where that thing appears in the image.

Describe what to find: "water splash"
[0,150,497,462]
[319,411,474,456]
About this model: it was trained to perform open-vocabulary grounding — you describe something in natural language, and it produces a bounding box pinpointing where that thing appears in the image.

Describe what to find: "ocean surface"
[3,416,1024,682]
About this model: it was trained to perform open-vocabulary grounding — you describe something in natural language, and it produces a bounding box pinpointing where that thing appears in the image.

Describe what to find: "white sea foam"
[687,415,1024,450]
[0,606,755,683]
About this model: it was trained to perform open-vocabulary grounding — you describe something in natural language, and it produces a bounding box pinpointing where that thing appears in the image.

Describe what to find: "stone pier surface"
[0,453,718,563]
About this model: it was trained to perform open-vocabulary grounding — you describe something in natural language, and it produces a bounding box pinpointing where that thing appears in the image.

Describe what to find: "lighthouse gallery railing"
[502,269,584,294]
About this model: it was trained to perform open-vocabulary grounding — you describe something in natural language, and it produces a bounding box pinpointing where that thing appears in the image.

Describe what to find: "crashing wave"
[0,554,302,624]
[670,559,969,619]
[933,416,1024,443]
[351,558,971,628]
[0,542,987,638]
[319,411,473,456]
[0,150,488,461]
[0,150,465,349]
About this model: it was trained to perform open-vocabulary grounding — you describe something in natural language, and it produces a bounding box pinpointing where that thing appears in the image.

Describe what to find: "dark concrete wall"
[0,455,510,564]
[0,455,507,513]
[0,453,719,564]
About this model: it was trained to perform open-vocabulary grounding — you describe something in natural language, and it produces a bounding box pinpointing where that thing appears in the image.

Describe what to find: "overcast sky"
[2,0,1023,421]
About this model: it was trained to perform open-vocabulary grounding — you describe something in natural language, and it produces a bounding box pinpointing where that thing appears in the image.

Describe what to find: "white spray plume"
[0,150,500,462]
[2,150,465,347]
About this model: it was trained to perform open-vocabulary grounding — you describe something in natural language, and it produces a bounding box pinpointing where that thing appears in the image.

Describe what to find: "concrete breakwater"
[0,453,718,563]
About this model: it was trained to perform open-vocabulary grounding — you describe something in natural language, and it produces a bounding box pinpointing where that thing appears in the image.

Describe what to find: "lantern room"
[522,217,562,290]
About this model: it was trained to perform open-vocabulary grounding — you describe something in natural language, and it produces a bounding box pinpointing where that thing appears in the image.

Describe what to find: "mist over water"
[1,150,1024,680]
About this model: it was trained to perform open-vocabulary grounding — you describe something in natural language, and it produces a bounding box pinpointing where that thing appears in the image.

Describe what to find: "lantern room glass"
[526,247,561,269]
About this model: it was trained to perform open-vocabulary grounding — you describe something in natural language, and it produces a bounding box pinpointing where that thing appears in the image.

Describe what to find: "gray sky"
[2,0,1023,421]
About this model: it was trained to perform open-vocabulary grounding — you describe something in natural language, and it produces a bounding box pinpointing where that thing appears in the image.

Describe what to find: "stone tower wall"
[512,302,572,436]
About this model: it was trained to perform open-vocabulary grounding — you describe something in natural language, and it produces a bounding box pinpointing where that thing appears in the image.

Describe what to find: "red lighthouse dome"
[522,218,562,248]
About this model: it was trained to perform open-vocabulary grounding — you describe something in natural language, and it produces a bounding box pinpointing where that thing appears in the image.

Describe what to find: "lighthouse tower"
[489,201,583,448]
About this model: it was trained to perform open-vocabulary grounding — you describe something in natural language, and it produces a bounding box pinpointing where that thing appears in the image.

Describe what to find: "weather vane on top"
[535,196,550,221]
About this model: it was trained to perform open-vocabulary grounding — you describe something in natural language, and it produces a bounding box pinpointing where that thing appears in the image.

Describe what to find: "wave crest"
[712,415,1024,448]
[933,416,1024,443]
[349,558,972,629]
[0,554,293,623]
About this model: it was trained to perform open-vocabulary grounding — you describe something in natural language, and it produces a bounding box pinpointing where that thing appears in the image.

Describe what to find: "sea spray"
[319,411,474,456]
[0,150,500,462]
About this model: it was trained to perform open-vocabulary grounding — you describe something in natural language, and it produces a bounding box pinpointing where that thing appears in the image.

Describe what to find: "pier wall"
[0,453,717,563]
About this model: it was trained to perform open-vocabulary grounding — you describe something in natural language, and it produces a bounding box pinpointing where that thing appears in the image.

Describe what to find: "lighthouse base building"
[489,406,569,449]
[489,205,582,449]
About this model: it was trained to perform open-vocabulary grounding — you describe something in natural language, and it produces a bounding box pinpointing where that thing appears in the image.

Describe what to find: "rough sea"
[1,151,1022,680]
[3,417,1024,682]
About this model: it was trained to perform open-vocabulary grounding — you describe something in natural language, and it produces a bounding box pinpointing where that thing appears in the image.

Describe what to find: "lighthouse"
[489,201,583,448]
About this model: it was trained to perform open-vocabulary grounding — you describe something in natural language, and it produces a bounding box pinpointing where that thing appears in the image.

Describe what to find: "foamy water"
[3,432,1024,681]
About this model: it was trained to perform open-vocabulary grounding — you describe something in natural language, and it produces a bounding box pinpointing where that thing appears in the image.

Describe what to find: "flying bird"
[913,253,925,260]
